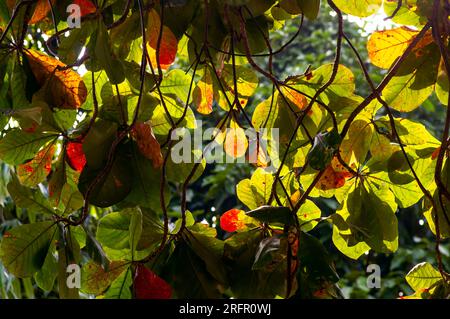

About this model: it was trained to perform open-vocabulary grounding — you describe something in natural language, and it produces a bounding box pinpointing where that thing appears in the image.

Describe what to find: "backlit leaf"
[130,121,163,169]
[147,9,178,70]
[220,209,247,232]
[66,140,87,172]
[333,0,382,17]
[24,49,88,109]
[194,66,214,115]
[367,27,433,69]
[17,143,55,187]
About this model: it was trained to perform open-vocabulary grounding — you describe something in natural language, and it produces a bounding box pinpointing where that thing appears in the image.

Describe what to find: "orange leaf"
[29,0,55,25]
[224,121,248,159]
[367,27,433,69]
[131,122,163,168]
[283,87,308,111]
[24,49,87,109]
[146,9,178,70]
[220,209,247,232]
[194,66,214,115]
[17,144,55,187]
[74,0,97,16]
[316,157,352,191]
[431,146,441,160]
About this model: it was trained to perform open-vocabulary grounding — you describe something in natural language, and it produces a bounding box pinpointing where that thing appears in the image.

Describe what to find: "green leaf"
[57,225,81,299]
[185,223,227,284]
[124,141,165,211]
[0,129,57,165]
[78,141,133,208]
[93,20,125,85]
[384,0,429,27]
[81,261,129,295]
[297,0,320,20]
[236,168,274,210]
[307,129,341,170]
[406,262,443,292]
[163,240,223,298]
[7,174,55,215]
[298,232,339,283]
[382,44,439,112]
[97,212,133,251]
[58,20,95,65]
[34,241,58,292]
[252,235,287,270]
[104,267,133,299]
[342,182,398,255]
[0,221,57,277]
[247,205,295,226]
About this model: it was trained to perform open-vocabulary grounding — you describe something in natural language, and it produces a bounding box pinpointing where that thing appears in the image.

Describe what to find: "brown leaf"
[24,49,87,109]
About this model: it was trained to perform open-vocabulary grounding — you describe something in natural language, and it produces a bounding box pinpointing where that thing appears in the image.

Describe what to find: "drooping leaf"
[24,49,87,109]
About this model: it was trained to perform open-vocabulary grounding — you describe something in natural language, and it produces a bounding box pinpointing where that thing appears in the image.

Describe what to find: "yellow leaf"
[367,27,433,69]
[24,49,87,109]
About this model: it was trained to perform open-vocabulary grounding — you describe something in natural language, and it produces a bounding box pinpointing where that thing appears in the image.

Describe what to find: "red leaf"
[74,0,97,16]
[147,9,178,70]
[134,264,172,299]
[66,141,86,172]
[220,209,246,233]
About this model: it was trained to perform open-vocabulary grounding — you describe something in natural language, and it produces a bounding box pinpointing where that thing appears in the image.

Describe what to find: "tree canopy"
[0,0,449,299]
